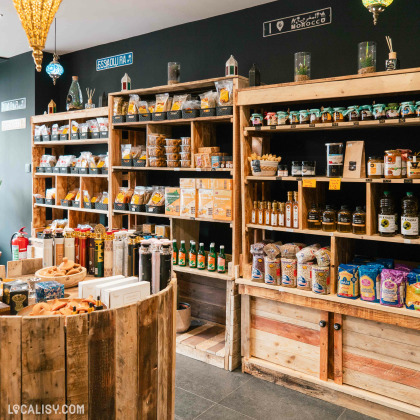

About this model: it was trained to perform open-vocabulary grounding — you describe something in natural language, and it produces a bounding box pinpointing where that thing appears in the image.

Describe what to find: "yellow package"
[179,178,196,188]
[165,188,181,216]
[83,190,91,203]
[198,189,214,219]
[75,190,81,201]
[155,225,170,238]
[171,94,190,111]
[213,179,233,190]
[138,101,148,114]
[155,93,170,112]
[65,190,77,201]
[213,189,232,221]
[196,179,214,190]
[180,188,197,217]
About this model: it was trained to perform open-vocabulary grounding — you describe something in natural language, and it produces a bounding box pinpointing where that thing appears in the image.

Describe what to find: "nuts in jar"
[180,152,191,160]
[367,156,383,178]
[302,161,316,176]
[385,103,399,119]
[333,107,346,122]
[384,150,402,179]
[148,134,166,146]
[181,137,191,145]
[165,153,180,160]
[400,101,415,118]
[276,111,289,125]
[265,112,278,126]
[165,139,181,146]
[167,160,181,167]
[291,161,302,176]
[180,159,191,168]
[309,109,321,124]
[164,145,180,153]
[373,104,386,120]
[181,145,191,153]
[299,110,309,124]
[148,157,166,167]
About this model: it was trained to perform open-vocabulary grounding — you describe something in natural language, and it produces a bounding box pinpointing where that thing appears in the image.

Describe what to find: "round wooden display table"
[0,279,176,419]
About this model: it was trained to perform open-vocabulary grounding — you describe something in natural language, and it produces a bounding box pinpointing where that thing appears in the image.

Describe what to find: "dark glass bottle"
[401,192,419,239]
[307,204,321,230]
[322,205,336,232]
[378,191,396,237]
[352,206,366,235]
[337,205,352,233]
[249,63,261,87]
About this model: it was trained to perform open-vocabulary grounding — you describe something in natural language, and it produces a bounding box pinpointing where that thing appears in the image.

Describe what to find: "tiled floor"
[175,355,375,420]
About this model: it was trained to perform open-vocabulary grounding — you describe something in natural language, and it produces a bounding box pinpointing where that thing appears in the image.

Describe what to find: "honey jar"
[384,150,402,179]
[309,109,321,124]
[367,156,383,179]
[321,107,333,123]
[400,101,415,119]
[344,106,360,122]
[265,112,277,126]
[333,107,346,122]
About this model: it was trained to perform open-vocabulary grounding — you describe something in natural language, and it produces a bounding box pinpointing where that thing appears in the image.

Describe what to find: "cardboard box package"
[213,178,233,190]
[95,277,138,301]
[196,178,214,189]
[165,187,181,216]
[102,281,151,308]
[155,225,170,238]
[198,147,220,153]
[143,224,155,234]
[197,189,214,219]
[213,189,232,221]
[179,178,196,188]
[180,188,197,217]
[78,275,125,298]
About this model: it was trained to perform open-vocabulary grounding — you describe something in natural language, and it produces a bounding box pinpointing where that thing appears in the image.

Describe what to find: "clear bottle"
[286,192,293,228]
[265,202,272,226]
[322,205,336,232]
[258,202,264,225]
[189,241,197,268]
[293,191,299,229]
[278,203,285,227]
[251,201,258,224]
[217,245,226,273]
[271,202,279,227]
[337,205,352,233]
[197,243,206,270]
[208,243,216,272]
[66,76,83,111]
[401,192,419,239]
[307,204,321,230]
[178,240,187,267]
[352,206,366,234]
[378,191,396,237]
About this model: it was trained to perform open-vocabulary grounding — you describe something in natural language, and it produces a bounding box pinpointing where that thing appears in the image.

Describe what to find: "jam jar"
[397,149,412,178]
[400,101,415,118]
[265,112,278,126]
[321,107,334,123]
[302,161,316,176]
[277,111,289,125]
[251,113,263,126]
[372,104,386,120]
[384,149,402,179]
[299,110,309,124]
[344,106,360,122]
[289,111,299,125]
[367,156,383,179]
[359,105,373,121]
[385,103,400,119]
[415,101,420,117]
[309,109,321,124]
[333,107,346,122]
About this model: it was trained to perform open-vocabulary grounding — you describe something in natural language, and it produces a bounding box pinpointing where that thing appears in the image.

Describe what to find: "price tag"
[353,121,359,126]
[404,239,412,244]
[174,168,180,171]
[296,177,302,181]
[196,168,202,172]
[329,178,341,190]
[365,178,372,183]
[383,179,391,183]
[303,179,316,188]
[332,122,339,127]
[287,228,294,232]
[379,119,386,124]
[399,118,406,123]
[309,123,315,128]
[404,179,413,184]
[291,124,297,129]
[266,227,273,231]
[275,176,283,181]
[270,125,277,130]
[255,126,261,131]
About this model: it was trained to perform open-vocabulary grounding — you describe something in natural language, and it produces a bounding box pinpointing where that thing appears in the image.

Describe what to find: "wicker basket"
[34,267,87,289]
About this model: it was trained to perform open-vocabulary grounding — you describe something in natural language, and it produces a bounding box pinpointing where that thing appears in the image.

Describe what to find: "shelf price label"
[302,178,316,188]
[329,178,341,190]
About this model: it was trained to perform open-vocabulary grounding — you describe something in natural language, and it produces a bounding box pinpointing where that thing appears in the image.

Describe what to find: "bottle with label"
[217,245,226,273]
[271,202,279,227]
[286,192,293,228]
[293,191,299,229]
[54,229,65,266]
[189,241,197,268]
[258,202,264,225]
[337,205,352,233]
[307,204,321,230]
[42,229,54,268]
[178,240,187,266]
[208,243,216,272]
[278,203,285,227]
[265,202,272,225]
[322,205,336,232]
[352,206,366,234]
[401,192,419,239]
[198,243,206,270]
[74,228,80,265]
[64,229,75,261]
[251,201,258,224]
[172,240,178,265]
[378,191,396,237]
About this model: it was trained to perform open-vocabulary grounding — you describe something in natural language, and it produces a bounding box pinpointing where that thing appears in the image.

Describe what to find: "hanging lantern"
[362,0,394,25]
[13,0,63,72]
[45,18,63,84]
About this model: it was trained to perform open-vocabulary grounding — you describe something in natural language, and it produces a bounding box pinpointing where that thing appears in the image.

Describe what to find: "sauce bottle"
[278,203,285,227]
[293,191,299,229]
[401,192,419,239]
[378,191,396,237]
[352,206,366,235]
[286,192,293,228]
[271,202,279,227]
[258,202,264,225]
[322,205,336,232]
[197,243,206,270]
[189,241,197,268]
[265,202,272,225]
[217,245,226,273]
[178,240,186,266]
[251,201,258,224]
[307,204,321,230]
[172,240,178,265]
[207,243,216,272]
[337,205,352,233]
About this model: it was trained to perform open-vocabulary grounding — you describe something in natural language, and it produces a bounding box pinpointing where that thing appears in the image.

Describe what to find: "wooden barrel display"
[0,279,176,420]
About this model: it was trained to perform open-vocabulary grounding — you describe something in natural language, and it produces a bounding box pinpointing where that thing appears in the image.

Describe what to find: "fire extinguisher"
[11,227,29,261]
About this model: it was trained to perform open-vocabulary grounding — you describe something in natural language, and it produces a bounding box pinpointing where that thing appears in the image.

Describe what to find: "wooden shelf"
[173,265,234,281]
[34,203,108,215]
[113,115,232,128]
[34,138,109,146]
[246,176,420,184]
[112,166,232,173]
[31,107,109,124]
[35,173,108,178]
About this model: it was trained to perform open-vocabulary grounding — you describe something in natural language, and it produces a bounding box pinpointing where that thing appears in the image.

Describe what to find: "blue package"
[359,264,383,303]
[406,271,420,310]
[337,264,359,299]
[35,281,65,302]
[375,258,394,269]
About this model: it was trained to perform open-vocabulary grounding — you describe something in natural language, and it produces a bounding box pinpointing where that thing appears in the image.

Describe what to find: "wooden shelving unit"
[108,76,247,370]
[237,69,420,419]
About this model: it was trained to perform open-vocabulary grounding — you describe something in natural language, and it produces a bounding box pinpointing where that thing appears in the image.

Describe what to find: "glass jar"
[294,52,311,82]
[359,105,373,121]
[302,161,316,176]
[385,103,400,119]
[291,161,302,176]
[367,156,383,179]
[321,107,334,123]
[322,206,336,232]
[400,101,415,118]
[397,149,412,178]
[289,111,299,125]
[325,142,344,177]
[277,111,289,125]
[168,62,181,85]
[67,76,83,111]
[299,110,309,124]
[265,112,277,126]
[277,165,289,177]
[407,156,420,179]
[384,150,402,179]
[250,113,263,126]
[337,205,352,233]
[352,206,366,235]
[372,104,386,120]
[416,101,420,117]
[344,106,360,122]
[333,107,346,122]
[358,41,376,74]
[307,204,321,230]
[309,109,321,124]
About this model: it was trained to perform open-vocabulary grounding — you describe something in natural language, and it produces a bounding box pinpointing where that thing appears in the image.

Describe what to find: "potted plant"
[294,52,311,82]
[358,41,376,74]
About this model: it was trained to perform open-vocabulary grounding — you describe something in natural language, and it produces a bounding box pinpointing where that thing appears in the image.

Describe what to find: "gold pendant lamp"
[362,0,394,25]
[13,0,62,72]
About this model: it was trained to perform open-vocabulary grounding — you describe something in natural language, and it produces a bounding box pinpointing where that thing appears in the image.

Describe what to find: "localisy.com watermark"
[8,404,84,415]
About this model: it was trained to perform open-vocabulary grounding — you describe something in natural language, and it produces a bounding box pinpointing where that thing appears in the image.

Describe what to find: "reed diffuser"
[385,36,399,71]
[85,88,95,109]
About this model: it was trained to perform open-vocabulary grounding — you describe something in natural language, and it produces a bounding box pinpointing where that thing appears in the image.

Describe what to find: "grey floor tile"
[337,408,376,420]
[175,387,215,420]
[195,403,256,420]
[219,376,345,420]
[175,354,251,402]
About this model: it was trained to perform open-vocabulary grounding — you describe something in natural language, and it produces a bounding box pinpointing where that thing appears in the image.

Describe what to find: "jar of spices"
[321,107,334,123]
[277,165,289,177]
[367,156,383,179]
[372,104,386,120]
[299,110,310,124]
[309,109,321,124]
[276,111,289,125]
[307,204,321,230]
[344,106,360,122]
[291,161,302,176]
[333,107,346,122]
[384,149,402,179]
[337,205,352,233]
[250,113,263,126]
[397,149,412,178]
[385,103,400,119]
[289,111,299,125]
[265,112,278,126]
[322,205,336,232]
[325,142,344,177]
[416,101,420,117]
[352,206,366,235]
[302,161,316,176]
[359,105,373,121]
[407,156,420,179]
[400,101,415,118]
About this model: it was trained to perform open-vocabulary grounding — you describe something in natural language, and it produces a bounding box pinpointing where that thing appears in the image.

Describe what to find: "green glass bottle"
[189,241,197,268]
[197,242,206,270]
[178,240,186,267]
[172,240,178,265]
[208,242,216,272]
[217,245,226,273]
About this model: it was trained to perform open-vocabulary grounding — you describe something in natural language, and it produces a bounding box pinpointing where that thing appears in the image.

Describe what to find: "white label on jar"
[368,162,383,177]
[401,216,419,235]
[401,161,407,177]
[278,117,288,125]
[384,156,401,177]
[378,214,396,233]
[286,208,292,227]
[327,154,343,165]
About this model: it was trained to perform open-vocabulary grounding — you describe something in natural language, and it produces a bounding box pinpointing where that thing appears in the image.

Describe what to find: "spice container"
[148,134,166,146]
[309,109,321,124]
[302,161,316,176]
[265,112,278,126]
[181,137,191,145]
[386,103,399,119]
[289,111,299,125]
[164,145,180,154]
[277,165,288,177]
[397,149,412,178]
[299,110,309,124]
[251,113,263,126]
[180,152,191,160]
[358,41,376,74]
[165,153,180,160]
[291,161,302,176]
[165,139,181,146]
[333,107,346,122]
[367,156,383,178]
[322,205,336,232]
[352,206,366,234]
[400,101,415,118]
[294,52,311,82]
[276,111,289,125]
[180,145,191,153]
[359,105,373,121]
[325,142,344,177]
[373,104,386,120]
[149,157,166,167]
[307,204,321,230]
[408,156,420,179]
[337,205,352,233]
[384,149,402,179]
[321,107,333,123]
[147,146,165,157]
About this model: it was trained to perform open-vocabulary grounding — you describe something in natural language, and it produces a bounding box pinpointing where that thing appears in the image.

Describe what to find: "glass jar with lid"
[401,192,419,239]
[289,111,299,125]
[384,150,402,179]
[400,101,415,118]
[265,112,278,126]
[307,204,321,230]
[416,101,420,117]
[277,111,289,125]
[385,103,399,119]
[250,113,263,126]
[322,205,336,232]
[352,206,366,235]
[277,164,289,177]
[407,156,420,179]
[299,110,309,124]
[291,161,302,176]
[343,106,360,122]
[359,105,373,121]
[367,156,383,178]
[309,109,321,124]
[337,205,352,233]
[397,149,412,178]
[372,104,386,120]
[333,107,346,122]
[302,161,316,176]
[321,107,334,123]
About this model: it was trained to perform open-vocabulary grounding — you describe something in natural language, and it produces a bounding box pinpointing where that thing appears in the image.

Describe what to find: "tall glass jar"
[294,52,311,82]
[168,62,181,85]
[358,41,376,74]
[352,206,366,235]
[67,76,83,111]
[322,205,336,232]
[307,204,321,230]
[337,205,352,233]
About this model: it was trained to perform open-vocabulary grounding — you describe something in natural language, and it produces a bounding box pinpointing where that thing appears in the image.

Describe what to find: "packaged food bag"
[251,243,265,280]
[406,270,420,310]
[337,264,359,299]
[359,264,383,303]
[380,269,407,308]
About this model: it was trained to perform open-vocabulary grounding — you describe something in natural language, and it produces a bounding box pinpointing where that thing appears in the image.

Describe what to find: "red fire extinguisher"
[11,227,29,261]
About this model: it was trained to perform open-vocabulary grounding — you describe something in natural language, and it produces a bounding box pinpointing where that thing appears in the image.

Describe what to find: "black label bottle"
[307,204,321,230]
[322,205,336,232]
[401,192,419,239]
[378,191,396,237]
[337,205,352,233]
[352,206,366,235]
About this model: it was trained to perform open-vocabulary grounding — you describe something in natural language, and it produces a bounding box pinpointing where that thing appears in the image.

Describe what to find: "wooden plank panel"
[179,297,226,325]
[176,343,225,369]
[334,313,343,385]
[176,323,213,344]
[252,308,320,331]
[178,277,227,303]
[207,340,226,355]
[167,282,176,420]
[241,294,251,360]
[138,296,158,420]
[115,304,138,420]
[66,313,89,420]
[319,311,329,381]
[88,310,116,419]
[182,326,224,347]
[22,316,66,420]
[0,317,21,420]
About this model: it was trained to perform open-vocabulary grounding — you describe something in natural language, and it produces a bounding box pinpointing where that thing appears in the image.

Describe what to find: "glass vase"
[66,76,83,111]
[168,62,181,85]
[358,41,376,74]
[294,52,311,82]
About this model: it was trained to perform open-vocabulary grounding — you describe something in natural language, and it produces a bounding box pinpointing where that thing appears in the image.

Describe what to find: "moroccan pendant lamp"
[46,18,64,85]
[362,0,394,25]
[13,0,62,72]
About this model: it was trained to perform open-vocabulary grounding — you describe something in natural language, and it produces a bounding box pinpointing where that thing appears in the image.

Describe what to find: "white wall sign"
[1,118,26,131]
[263,8,332,37]
[1,97,26,112]
[96,52,133,71]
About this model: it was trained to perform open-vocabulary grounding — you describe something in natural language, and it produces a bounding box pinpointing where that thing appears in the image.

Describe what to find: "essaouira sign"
[96,52,133,71]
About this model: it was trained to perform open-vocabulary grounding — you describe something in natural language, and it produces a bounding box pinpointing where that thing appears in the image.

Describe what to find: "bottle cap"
[389,52,397,60]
